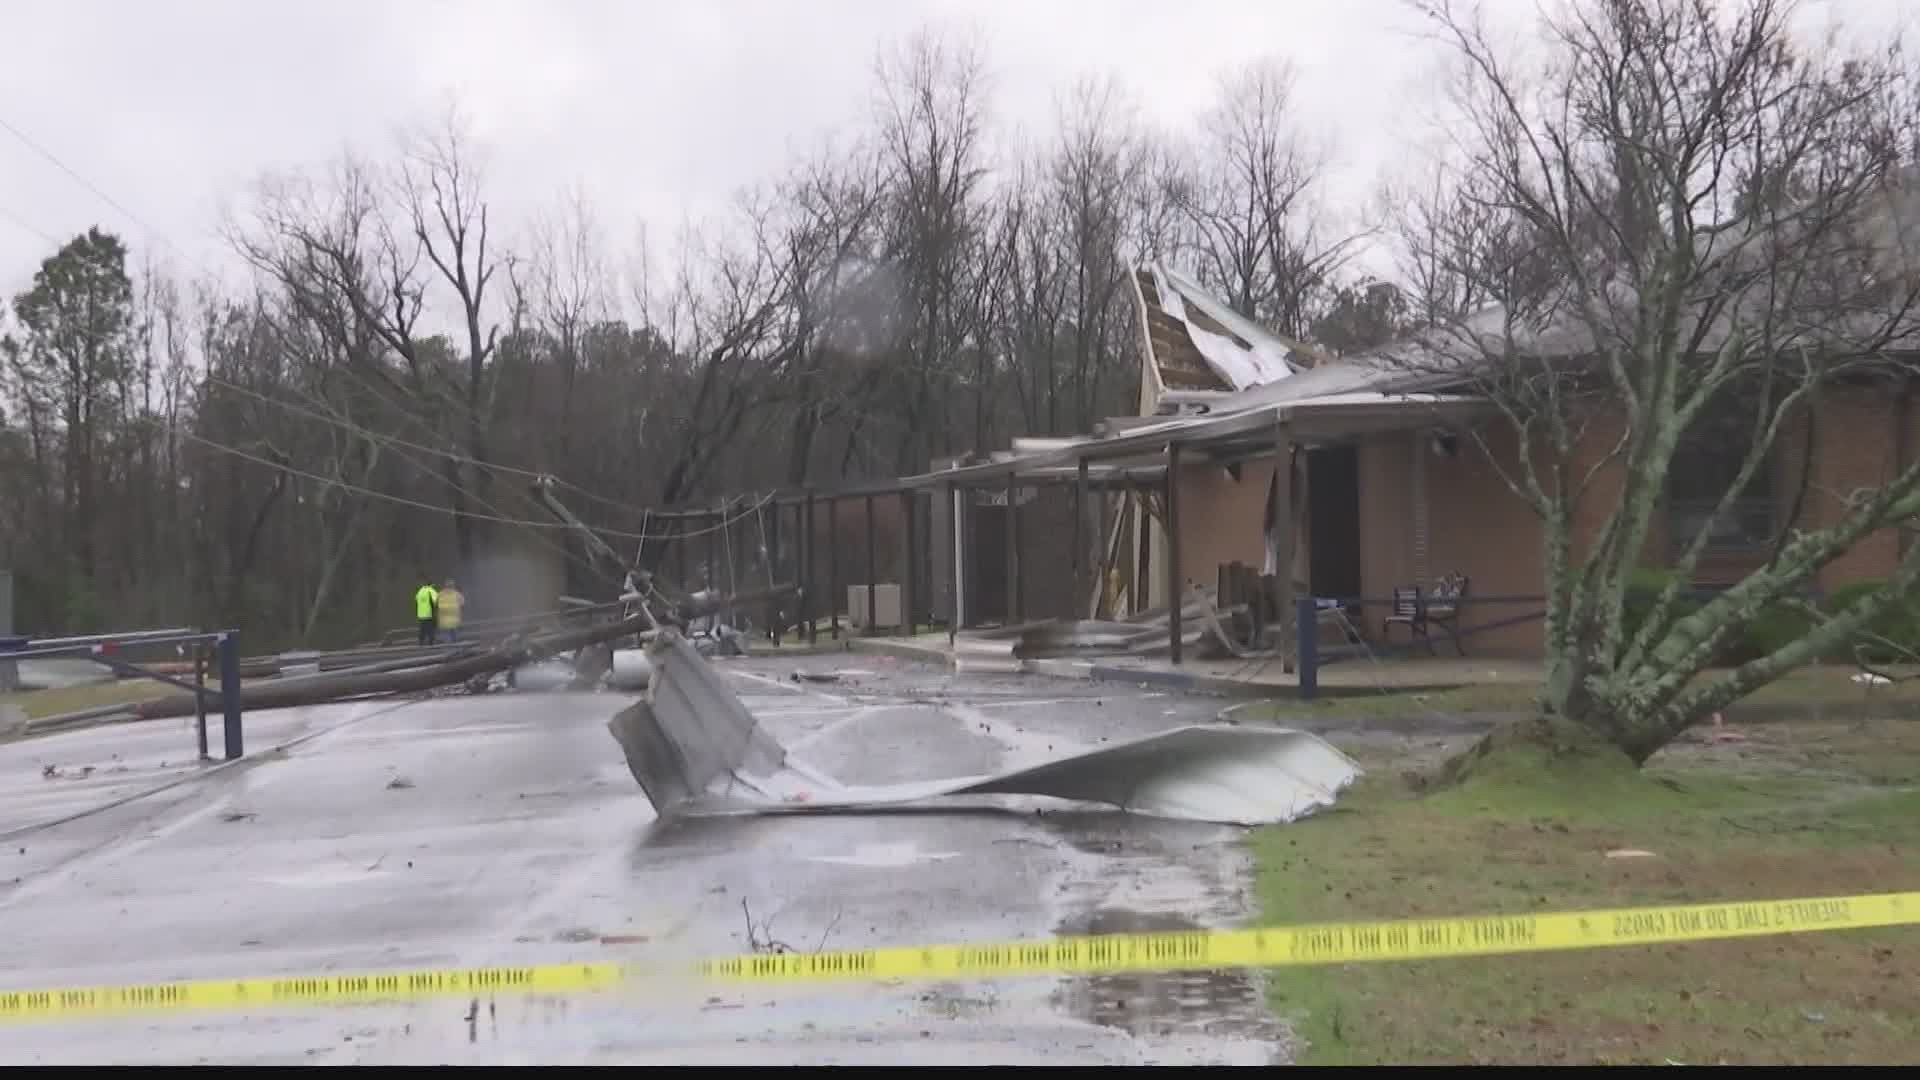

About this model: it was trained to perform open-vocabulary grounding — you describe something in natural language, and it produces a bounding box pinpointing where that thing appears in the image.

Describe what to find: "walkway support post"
[1271,422,1296,669]
[1166,442,1183,665]
[219,632,243,760]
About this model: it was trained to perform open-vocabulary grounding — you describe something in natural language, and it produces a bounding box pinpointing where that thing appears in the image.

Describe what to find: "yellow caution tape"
[0,963,625,1023]
[2,890,1913,1023]
[699,889,1919,983]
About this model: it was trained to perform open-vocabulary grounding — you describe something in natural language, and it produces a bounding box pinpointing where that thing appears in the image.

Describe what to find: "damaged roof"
[1132,263,1321,394]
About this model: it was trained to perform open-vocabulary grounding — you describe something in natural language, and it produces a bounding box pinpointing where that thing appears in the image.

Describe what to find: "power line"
[179,428,774,541]
[0,105,771,546]
[203,369,656,516]
[0,113,182,260]
[261,375,622,585]
[208,369,764,540]
[0,205,59,247]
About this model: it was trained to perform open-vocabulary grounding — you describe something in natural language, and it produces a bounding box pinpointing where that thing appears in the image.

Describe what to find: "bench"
[1382,572,1469,655]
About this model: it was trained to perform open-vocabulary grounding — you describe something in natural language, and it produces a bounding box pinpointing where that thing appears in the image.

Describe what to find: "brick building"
[909,254,1919,660]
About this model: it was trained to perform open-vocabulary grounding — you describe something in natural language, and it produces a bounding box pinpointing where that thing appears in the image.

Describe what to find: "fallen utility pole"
[127,610,656,722]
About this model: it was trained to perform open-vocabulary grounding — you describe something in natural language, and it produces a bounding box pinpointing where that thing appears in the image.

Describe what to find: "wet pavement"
[0,653,1291,1065]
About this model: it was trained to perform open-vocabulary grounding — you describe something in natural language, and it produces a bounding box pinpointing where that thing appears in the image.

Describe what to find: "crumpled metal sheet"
[610,631,1361,826]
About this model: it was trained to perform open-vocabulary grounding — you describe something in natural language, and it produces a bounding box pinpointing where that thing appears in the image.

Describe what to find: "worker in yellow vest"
[436,578,465,643]
[415,580,439,645]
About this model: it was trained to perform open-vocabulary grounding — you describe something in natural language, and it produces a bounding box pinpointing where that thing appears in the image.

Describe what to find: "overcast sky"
[0,0,1909,300]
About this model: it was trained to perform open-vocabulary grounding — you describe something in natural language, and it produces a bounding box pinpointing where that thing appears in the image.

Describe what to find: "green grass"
[0,678,174,721]
[1256,663,1920,724]
[1252,716,1920,1064]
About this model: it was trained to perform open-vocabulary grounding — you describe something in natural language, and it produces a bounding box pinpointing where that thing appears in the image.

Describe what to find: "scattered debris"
[606,649,653,691]
[611,631,1361,826]
[385,776,415,790]
[952,587,1263,671]
[508,659,580,693]
[740,898,795,955]
[39,763,95,781]
[218,810,257,823]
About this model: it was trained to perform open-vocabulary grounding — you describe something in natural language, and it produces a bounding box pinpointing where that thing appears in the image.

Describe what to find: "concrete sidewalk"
[847,632,1542,698]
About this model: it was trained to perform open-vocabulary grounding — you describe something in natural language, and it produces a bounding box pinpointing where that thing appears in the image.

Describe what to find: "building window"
[1666,385,1778,556]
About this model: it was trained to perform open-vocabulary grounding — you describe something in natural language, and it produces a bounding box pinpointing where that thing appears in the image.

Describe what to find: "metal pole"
[947,482,962,644]
[804,494,819,645]
[194,644,209,761]
[218,632,243,760]
[676,520,687,589]
[1297,595,1319,701]
[0,569,14,693]
[1004,474,1019,623]
[767,497,783,644]
[1272,425,1296,669]
[864,493,878,635]
[706,501,722,595]
[828,497,840,639]
[1074,458,1090,619]
[901,490,917,635]
[1167,443,1183,665]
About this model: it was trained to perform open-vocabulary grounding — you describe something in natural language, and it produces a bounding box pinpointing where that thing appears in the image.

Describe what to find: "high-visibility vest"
[415,584,438,620]
[436,588,464,629]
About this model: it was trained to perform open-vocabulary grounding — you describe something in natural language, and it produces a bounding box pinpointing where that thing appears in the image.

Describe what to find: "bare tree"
[1397,0,1920,765]
[1048,76,1150,432]
[1166,58,1359,340]
[524,183,613,470]
[630,204,801,568]
[874,25,992,470]
[394,110,505,564]
[770,142,887,486]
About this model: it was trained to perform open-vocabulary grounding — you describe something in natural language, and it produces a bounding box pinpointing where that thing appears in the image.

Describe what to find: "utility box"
[847,583,903,631]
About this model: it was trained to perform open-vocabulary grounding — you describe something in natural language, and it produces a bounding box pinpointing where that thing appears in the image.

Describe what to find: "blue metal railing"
[0,629,244,759]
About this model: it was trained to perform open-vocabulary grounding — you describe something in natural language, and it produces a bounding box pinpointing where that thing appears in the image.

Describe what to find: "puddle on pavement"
[1047,811,1230,860]
[1050,908,1283,1054]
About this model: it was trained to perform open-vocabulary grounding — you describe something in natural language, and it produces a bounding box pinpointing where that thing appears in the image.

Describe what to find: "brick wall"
[1171,460,1278,596]
[1799,386,1910,592]
[1423,425,1551,655]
